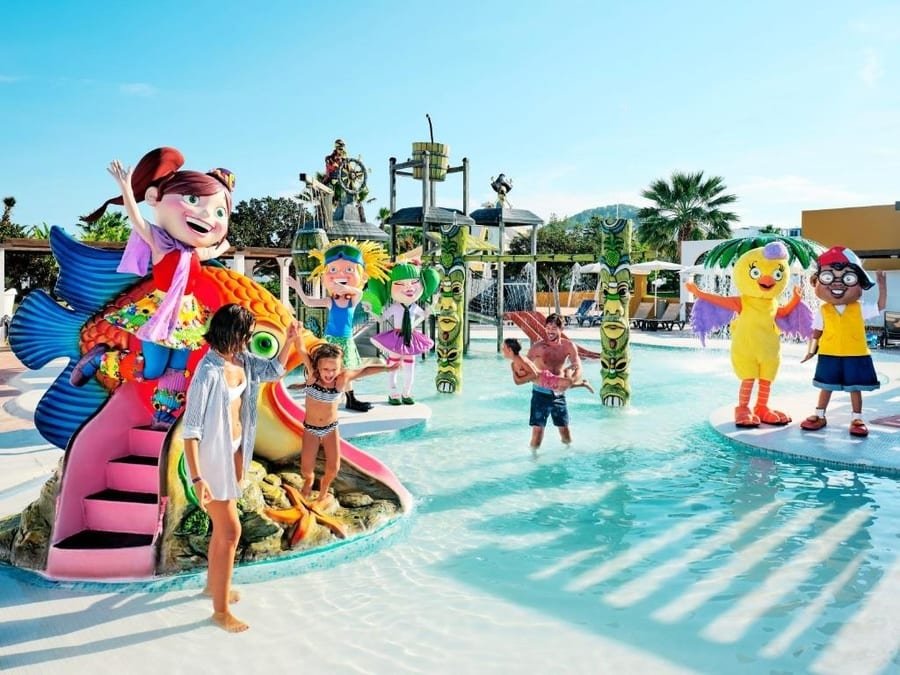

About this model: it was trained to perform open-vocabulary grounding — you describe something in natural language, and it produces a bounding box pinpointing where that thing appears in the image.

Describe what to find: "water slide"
[267,383,414,513]
[504,311,601,360]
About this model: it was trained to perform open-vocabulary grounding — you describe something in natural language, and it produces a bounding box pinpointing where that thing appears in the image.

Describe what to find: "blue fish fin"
[9,290,89,369]
[51,226,142,313]
[35,362,107,449]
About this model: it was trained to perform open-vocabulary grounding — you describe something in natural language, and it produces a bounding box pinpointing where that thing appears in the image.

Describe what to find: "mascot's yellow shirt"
[819,303,869,357]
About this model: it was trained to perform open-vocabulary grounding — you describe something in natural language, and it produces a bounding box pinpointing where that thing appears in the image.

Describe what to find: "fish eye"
[183,195,200,206]
[249,330,279,358]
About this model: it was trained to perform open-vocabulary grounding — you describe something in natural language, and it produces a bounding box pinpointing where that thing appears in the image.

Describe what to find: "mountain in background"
[562,204,642,227]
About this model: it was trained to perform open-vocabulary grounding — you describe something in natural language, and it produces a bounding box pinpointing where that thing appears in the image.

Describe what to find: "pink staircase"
[47,386,169,581]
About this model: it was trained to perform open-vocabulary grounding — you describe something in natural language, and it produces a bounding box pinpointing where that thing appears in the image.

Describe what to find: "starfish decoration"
[264,484,348,546]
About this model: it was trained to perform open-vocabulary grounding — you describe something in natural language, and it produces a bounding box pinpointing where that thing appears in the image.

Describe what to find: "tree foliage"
[507,218,590,309]
[228,196,305,249]
[227,196,308,296]
[637,171,739,261]
[0,198,58,299]
[79,211,131,242]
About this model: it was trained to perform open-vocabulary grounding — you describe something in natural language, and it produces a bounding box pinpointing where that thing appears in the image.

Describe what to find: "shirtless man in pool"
[512,313,582,449]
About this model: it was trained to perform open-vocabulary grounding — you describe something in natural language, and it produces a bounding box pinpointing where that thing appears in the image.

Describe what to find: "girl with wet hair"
[183,303,302,633]
[295,340,399,508]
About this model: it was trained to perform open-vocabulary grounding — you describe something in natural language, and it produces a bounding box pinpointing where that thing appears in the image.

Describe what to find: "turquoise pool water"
[342,341,900,674]
[4,344,897,673]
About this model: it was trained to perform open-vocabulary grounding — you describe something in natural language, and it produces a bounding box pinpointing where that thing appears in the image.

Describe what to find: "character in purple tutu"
[363,262,440,405]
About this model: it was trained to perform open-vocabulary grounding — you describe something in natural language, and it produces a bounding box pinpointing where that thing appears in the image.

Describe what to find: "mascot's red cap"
[816,246,874,288]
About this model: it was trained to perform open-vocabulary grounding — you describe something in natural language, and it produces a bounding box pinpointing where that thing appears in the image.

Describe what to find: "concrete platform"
[287,388,430,437]
[710,391,900,475]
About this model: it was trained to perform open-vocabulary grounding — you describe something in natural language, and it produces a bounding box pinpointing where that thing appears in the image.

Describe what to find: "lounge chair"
[635,303,686,331]
[882,310,900,348]
[565,299,597,326]
[629,302,653,328]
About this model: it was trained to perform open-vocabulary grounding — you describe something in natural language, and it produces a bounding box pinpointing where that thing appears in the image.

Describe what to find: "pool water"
[336,340,900,674]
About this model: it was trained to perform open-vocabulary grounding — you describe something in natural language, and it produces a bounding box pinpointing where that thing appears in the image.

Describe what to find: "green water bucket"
[291,227,329,275]
[412,142,450,182]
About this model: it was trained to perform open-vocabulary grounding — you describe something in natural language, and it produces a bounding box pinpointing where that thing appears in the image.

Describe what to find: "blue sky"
[2,1,899,233]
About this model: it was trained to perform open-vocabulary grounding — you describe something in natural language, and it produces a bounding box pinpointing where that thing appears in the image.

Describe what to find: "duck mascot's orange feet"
[734,406,761,428]
[754,405,791,426]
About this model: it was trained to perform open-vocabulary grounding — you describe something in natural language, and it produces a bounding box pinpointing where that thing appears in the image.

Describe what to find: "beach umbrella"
[627,260,685,274]
[628,260,684,317]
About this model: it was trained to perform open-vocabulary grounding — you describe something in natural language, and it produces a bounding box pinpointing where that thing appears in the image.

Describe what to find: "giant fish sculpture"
[1,227,410,581]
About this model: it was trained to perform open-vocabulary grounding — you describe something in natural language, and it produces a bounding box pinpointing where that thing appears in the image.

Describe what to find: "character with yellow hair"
[287,238,390,411]
[687,241,813,427]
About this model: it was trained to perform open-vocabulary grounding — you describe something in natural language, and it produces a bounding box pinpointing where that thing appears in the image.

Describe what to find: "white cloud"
[119,82,157,97]
[860,48,883,87]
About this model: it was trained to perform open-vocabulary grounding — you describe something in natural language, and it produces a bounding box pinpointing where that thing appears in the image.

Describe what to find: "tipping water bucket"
[291,227,329,275]
[412,142,450,182]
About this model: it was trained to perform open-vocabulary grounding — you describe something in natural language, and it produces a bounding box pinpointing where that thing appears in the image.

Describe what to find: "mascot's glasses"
[818,270,859,287]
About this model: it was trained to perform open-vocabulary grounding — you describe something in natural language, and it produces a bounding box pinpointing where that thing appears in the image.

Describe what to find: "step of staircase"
[129,426,168,458]
[106,454,159,493]
[55,529,154,549]
[48,530,156,580]
[84,488,159,534]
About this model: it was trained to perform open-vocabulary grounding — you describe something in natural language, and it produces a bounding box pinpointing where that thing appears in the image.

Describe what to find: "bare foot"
[312,492,336,511]
[300,475,314,500]
[212,611,249,633]
[203,586,240,604]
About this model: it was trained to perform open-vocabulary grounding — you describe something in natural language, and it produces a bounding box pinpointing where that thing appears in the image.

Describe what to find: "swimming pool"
[337,341,900,674]
[2,342,897,673]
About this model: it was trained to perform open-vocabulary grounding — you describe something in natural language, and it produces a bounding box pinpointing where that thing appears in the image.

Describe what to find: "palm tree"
[1,196,16,227]
[377,206,391,231]
[637,171,739,261]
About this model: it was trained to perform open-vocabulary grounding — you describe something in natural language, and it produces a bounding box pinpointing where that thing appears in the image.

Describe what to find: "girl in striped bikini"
[296,342,399,507]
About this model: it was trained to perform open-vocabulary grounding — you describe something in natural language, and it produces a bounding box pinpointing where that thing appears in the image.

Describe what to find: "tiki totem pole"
[435,221,468,393]
[598,218,632,407]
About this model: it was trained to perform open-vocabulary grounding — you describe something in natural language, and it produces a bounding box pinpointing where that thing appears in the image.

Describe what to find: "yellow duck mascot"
[687,241,813,427]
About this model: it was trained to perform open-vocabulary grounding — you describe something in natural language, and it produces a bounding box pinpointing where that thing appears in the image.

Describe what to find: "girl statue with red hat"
[800,246,887,437]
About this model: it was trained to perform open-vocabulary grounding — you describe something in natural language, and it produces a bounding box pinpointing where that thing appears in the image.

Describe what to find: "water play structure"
[0,228,411,581]
[385,136,615,394]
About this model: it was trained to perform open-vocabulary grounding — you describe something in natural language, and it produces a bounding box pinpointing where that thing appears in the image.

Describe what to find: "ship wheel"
[337,158,367,195]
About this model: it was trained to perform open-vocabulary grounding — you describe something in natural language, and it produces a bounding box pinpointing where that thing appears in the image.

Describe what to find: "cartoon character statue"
[800,247,887,437]
[323,139,347,186]
[71,147,234,428]
[687,241,813,427]
[287,238,390,411]
[362,262,440,404]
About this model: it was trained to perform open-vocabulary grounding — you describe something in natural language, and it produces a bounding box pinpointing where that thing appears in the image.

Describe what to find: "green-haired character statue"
[363,261,440,405]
